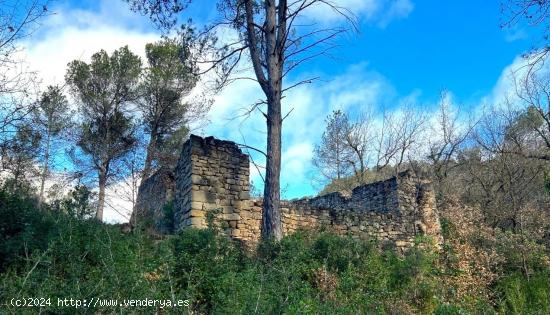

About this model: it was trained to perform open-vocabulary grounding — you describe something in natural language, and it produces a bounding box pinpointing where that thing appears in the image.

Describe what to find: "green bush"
[1,187,549,314]
[172,227,244,313]
[169,230,444,314]
[0,189,55,272]
[0,187,181,314]
[496,271,550,315]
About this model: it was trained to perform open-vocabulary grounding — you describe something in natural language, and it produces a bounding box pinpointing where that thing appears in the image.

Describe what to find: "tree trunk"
[97,169,107,221]
[38,128,52,208]
[141,130,158,180]
[357,156,365,184]
[260,0,283,241]
[262,94,283,240]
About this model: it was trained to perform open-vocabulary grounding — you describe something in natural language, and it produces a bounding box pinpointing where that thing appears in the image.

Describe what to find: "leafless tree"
[510,67,550,161]
[375,105,426,173]
[472,69,550,164]
[1,1,49,187]
[111,145,144,219]
[427,91,472,182]
[127,0,356,240]
[467,105,548,233]
[32,85,72,206]
[501,0,550,72]
[315,105,427,193]
[0,0,49,136]
[313,109,378,194]
[0,123,40,188]
[344,109,375,184]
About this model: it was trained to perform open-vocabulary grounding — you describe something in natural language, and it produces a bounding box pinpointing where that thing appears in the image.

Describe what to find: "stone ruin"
[132,134,443,252]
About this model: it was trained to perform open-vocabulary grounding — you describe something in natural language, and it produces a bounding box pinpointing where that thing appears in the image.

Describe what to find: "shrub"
[0,188,55,272]
[496,271,550,315]
[172,227,244,313]
[1,188,549,314]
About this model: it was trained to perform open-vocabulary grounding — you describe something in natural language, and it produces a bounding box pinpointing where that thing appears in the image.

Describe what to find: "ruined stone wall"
[234,171,442,251]
[172,135,251,235]
[132,168,175,233]
[136,135,442,252]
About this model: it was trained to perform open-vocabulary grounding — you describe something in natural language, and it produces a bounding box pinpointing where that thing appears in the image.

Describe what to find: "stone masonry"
[172,135,251,233]
[134,134,443,251]
[132,168,175,234]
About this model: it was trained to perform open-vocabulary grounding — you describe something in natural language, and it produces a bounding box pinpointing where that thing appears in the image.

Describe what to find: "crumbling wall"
[132,168,175,233]
[135,135,442,252]
[234,171,442,251]
[172,135,251,235]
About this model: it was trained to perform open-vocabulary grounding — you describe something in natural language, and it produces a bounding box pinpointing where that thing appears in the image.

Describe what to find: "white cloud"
[304,0,414,27]
[21,0,159,89]
[504,28,528,42]
[103,179,137,224]
[305,0,379,22]
[377,0,414,28]
[281,141,314,197]
[481,54,550,111]
[483,56,525,107]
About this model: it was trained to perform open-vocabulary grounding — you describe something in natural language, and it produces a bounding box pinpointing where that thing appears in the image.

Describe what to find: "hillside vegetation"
[1,184,549,314]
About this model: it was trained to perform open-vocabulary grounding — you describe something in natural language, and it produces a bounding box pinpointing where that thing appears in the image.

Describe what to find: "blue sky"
[21,0,540,219]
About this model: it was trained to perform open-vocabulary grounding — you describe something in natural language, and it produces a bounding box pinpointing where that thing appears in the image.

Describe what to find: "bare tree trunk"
[38,128,52,208]
[261,0,283,240]
[350,145,365,184]
[97,169,107,221]
[141,130,158,180]
[262,94,283,240]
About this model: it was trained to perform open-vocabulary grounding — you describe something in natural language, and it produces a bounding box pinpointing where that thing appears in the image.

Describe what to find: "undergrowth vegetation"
[1,186,549,314]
